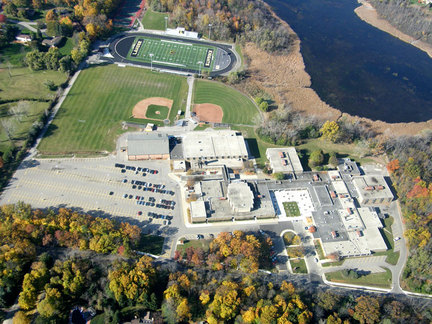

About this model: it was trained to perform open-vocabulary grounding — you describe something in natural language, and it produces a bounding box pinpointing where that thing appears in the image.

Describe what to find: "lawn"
[141,9,169,30]
[58,37,75,56]
[136,234,165,255]
[193,80,259,126]
[290,259,307,274]
[0,43,30,67]
[0,67,67,101]
[176,238,211,255]
[325,268,392,289]
[146,104,169,120]
[0,101,52,153]
[314,239,326,260]
[283,201,300,217]
[38,64,188,154]
[372,216,400,265]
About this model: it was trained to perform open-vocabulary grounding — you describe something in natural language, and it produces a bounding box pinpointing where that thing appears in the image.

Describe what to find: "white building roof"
[266,147,303,174]
[332,180,349,195]
[190,200,206,219]
[227,182,254,212]
[353,176,394,202]
[182,130,248,160]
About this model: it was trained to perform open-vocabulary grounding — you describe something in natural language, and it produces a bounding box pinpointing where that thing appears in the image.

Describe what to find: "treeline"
[370,0,432,45]
[257,104,375,147]
[385,132,432,294]
[147,0,295,52]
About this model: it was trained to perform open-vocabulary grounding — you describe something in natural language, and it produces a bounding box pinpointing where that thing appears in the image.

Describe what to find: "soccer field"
[127,37,216,71]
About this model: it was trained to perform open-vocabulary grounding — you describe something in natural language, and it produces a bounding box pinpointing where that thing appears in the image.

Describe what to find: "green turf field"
[127,36,216,72]
[141,9,168,30]
[283,202,301,217]
[146,105,169,120]
[38,65,188,154]
[193,80,259,125]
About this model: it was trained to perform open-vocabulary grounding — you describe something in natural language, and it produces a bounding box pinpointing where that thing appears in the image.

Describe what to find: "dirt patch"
[193,103,223,123]
[132,97,173,119]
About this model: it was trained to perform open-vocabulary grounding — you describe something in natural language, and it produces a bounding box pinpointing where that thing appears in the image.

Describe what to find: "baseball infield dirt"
[193,103,223,123]
[132,97,173,119]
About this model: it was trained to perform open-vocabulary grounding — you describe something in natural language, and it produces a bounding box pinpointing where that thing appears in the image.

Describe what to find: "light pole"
[149,53,154,71]
[164,16,168,30]
[197,61,203,77]
[208,23,212,40]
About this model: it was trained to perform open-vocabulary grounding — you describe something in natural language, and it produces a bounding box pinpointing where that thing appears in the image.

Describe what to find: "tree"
[353,296,380,324]
[12,311,31,324]
[176,298,191,322]
[317,291,341,311]
[4,3,18,17]
[320,120,341,142]
[259,101,269,112]
[309,149,324,168]
[273,172,284,180]
[386,159,400,173]
[329,152,338,168]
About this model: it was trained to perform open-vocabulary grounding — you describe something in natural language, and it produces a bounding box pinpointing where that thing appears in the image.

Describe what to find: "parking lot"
[0,157,181,227]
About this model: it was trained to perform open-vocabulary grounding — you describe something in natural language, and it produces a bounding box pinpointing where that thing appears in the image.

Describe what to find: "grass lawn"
[193,124,211,131]
[290,259,307,274]
[314,239,326,260]
[141,9,168,30]
[322,260,345,267]
[0,43,30,67]
[325,268,392,288]
[58,37,75,56]
[193,80,259,125]
[146,104,169,120]
[136,234,165,255]
[38,65,188,154]
[90,314,105,324]
[372,216,400,265]
[283,201,300,217]
[0,67,67,101]
[176,238,211,255]
[0,101,52,152]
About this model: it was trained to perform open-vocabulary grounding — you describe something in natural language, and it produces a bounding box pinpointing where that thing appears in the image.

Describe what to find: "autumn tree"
[320,120,341,143]
[309,149,324,168]
[353,296,380,324]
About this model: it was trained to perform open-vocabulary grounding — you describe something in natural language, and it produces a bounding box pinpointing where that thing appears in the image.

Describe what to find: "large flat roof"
[127,132,169,156]
[266,147,303,173]
[183,130,248,160]
[190,200,207,219]
[227,181,254,212]
[353,176,394,201]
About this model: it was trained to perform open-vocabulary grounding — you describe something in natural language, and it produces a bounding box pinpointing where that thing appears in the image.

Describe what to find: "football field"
[127,36,216,71]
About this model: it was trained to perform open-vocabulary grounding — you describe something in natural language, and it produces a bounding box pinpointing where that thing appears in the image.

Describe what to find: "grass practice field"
[141,9,168,30]
[146,105,169,120]
[127,36,216,72]
[193,80,258,125]
[283,202,301,217]
[38,65,188,154]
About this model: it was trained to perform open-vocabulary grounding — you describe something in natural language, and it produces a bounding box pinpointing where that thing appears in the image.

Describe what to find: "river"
[265,0,432,123]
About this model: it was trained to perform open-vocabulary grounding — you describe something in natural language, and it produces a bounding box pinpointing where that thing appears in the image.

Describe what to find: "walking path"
[185,76,194,120]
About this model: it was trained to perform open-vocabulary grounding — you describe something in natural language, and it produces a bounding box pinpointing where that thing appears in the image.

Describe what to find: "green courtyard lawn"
[58,37,75,56]
[146,104,169,120]
[283,201,300,217]
[38,64,188,154]
[193,80,259,126]
[290,259,307,274]
[325,268,392,289]
[141,9,168,30]
[372,216,400,265]
[314,239,326,260]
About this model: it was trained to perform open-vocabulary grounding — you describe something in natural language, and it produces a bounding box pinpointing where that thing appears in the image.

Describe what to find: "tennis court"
[127,36,216,71]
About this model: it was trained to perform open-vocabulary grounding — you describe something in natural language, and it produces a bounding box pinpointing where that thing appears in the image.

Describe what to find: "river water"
[265,0,432,123]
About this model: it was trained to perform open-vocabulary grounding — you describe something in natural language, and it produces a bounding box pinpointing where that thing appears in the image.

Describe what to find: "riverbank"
[355,0,432,59]
[245,0,432,137]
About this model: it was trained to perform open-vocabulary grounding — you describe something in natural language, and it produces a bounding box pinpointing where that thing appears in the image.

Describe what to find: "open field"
[325,268,392,288]
[128,36,215,71]
[146,104,169,120]
[194,80,258,125]
[283,201,300,217]
[58,37,75,56]
[0,67,67,101]
[0,44,30,67]
[38,65,188,154]
[141,9,168,30]
[0,101,51,152]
